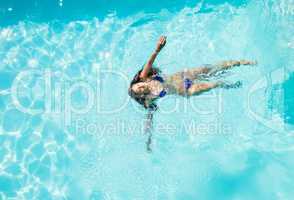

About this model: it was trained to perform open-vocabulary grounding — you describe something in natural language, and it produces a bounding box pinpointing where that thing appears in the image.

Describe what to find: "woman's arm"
[139,36,166,79]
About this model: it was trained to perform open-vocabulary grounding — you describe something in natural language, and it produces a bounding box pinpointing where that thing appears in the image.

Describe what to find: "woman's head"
[128,82,151,109]
[131,82,149,95]
[128,68,160,110]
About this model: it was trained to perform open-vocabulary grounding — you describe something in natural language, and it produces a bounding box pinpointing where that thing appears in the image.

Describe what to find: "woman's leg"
[165,60,254,95]
[184,60,256,79]
[187,82,221,96]
[186,80,243,96]
[213,60,256,71]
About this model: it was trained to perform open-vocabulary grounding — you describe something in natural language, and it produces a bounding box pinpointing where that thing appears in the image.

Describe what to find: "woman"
[129,36,256,111]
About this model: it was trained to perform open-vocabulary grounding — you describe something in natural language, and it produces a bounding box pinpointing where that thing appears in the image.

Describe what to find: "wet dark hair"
[128,67,161,110]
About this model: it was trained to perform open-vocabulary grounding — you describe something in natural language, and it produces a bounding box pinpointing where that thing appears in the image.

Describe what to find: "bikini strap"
[153,75,164,83]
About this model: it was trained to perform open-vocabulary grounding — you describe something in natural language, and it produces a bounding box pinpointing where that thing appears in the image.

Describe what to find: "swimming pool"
[0,0,294,199]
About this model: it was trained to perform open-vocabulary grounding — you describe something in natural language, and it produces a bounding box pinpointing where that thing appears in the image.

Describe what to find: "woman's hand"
[155,36,167,53]
[140,36,166,79]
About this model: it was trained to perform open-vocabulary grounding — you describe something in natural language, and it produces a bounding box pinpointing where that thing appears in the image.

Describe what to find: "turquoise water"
[0,0,294,199]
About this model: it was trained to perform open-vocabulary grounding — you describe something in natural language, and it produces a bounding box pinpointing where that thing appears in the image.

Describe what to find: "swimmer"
[128,36,256,111]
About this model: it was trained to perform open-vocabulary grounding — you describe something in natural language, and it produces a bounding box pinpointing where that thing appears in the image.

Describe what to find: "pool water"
[0,0,294,199]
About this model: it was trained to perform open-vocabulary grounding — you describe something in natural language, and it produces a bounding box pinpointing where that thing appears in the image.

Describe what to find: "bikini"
[152,75,167,97]
[152,74,193,98]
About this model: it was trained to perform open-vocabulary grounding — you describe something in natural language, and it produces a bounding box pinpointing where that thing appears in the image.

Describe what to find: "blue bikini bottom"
[184,78,193,90]
[154,75,193,97]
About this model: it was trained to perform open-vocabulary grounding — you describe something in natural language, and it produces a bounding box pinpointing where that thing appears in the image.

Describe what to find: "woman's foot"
[218,81,242,89]
[240,60,257,65]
